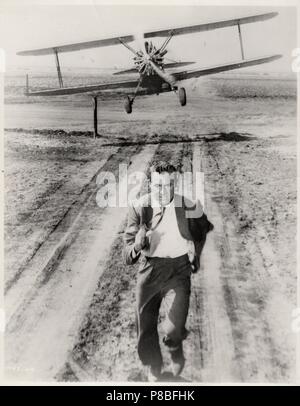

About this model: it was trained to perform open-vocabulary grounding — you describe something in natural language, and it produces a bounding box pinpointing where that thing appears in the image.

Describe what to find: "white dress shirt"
[141,199,195,259]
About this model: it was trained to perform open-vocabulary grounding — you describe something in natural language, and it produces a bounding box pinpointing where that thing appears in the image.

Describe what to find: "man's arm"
[123,202,141,265]
[187,199,214,273]
[194,212,214,239]
[186,198,214,241]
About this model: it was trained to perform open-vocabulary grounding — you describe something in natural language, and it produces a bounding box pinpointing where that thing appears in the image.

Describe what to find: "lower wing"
[25,78,140,96]
[173,55,282,82]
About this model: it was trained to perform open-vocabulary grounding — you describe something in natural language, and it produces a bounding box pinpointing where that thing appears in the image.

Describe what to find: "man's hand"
[134,225,149,253]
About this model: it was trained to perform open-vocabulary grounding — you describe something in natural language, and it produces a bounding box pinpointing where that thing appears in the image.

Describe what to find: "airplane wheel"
[125,96,133,114]
[179,87,186,106]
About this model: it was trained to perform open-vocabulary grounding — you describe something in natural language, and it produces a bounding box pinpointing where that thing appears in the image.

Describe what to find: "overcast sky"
[0,5,297,73]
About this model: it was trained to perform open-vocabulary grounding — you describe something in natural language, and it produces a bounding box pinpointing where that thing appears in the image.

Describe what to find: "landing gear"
[124,76,143,114]
[178,87,186,106]
[124,96,133,114]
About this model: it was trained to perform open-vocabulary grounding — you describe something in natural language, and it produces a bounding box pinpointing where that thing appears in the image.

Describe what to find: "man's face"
[150,171,175,206]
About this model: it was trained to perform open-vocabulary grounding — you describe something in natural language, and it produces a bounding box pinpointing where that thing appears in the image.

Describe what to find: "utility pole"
[93,96,98,138]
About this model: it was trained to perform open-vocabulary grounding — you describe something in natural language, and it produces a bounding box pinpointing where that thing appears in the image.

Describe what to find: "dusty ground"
[4,72,297,382]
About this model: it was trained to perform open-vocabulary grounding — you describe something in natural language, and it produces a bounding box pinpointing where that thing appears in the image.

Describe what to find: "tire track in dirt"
[5,144,156,381]
[4,137,121,293]
[58,140,241,383]
[181,142,240,382]
[6,153,120,319]
[201,143,295,382]
[5,157,113,294]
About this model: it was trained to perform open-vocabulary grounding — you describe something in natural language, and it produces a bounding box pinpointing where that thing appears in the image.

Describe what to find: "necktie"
[150,206,166,231]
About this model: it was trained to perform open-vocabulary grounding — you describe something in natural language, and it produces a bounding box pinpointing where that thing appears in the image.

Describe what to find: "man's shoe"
[170,343,185,377]
[147,365,162,382]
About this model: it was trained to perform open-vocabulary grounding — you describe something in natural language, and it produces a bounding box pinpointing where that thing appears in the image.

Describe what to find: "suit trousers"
[135,253,192,369]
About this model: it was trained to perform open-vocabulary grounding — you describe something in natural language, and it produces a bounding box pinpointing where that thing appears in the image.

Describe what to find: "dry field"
[3,72,297,382]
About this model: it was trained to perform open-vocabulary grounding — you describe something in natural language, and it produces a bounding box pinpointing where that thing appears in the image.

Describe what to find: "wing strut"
[159,32,174,53]
[118,38,140,57]
[237,23,245,60]
[54,49,64,88]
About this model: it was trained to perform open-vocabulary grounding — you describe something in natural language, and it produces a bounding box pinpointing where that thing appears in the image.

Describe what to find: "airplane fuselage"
[139,73,172,95]
[133,41,176,95]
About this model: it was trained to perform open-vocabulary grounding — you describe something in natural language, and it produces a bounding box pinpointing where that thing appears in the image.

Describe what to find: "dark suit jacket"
[123,193,213,271]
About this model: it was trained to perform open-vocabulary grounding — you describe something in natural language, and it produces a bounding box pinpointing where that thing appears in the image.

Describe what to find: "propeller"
[144,41,149,54]
[119,37,170,76]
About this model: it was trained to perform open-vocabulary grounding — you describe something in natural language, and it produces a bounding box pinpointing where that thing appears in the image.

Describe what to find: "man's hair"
[147,161,181,179]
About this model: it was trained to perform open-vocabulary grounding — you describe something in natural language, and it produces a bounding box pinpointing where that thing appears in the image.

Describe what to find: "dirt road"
[5,134,296,383]
[5,141,156,380]
[59,138,296,383]
[4,74,297,383]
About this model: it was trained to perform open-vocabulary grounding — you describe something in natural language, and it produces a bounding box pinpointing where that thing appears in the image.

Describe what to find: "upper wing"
[144,12,277,38]
[18,12,278,55]
[17,35,135,56]
[173,55,282,81]
[25,78,140,96]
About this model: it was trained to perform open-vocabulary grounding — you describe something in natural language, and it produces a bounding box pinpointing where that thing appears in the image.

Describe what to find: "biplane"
[18,11,281,137]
